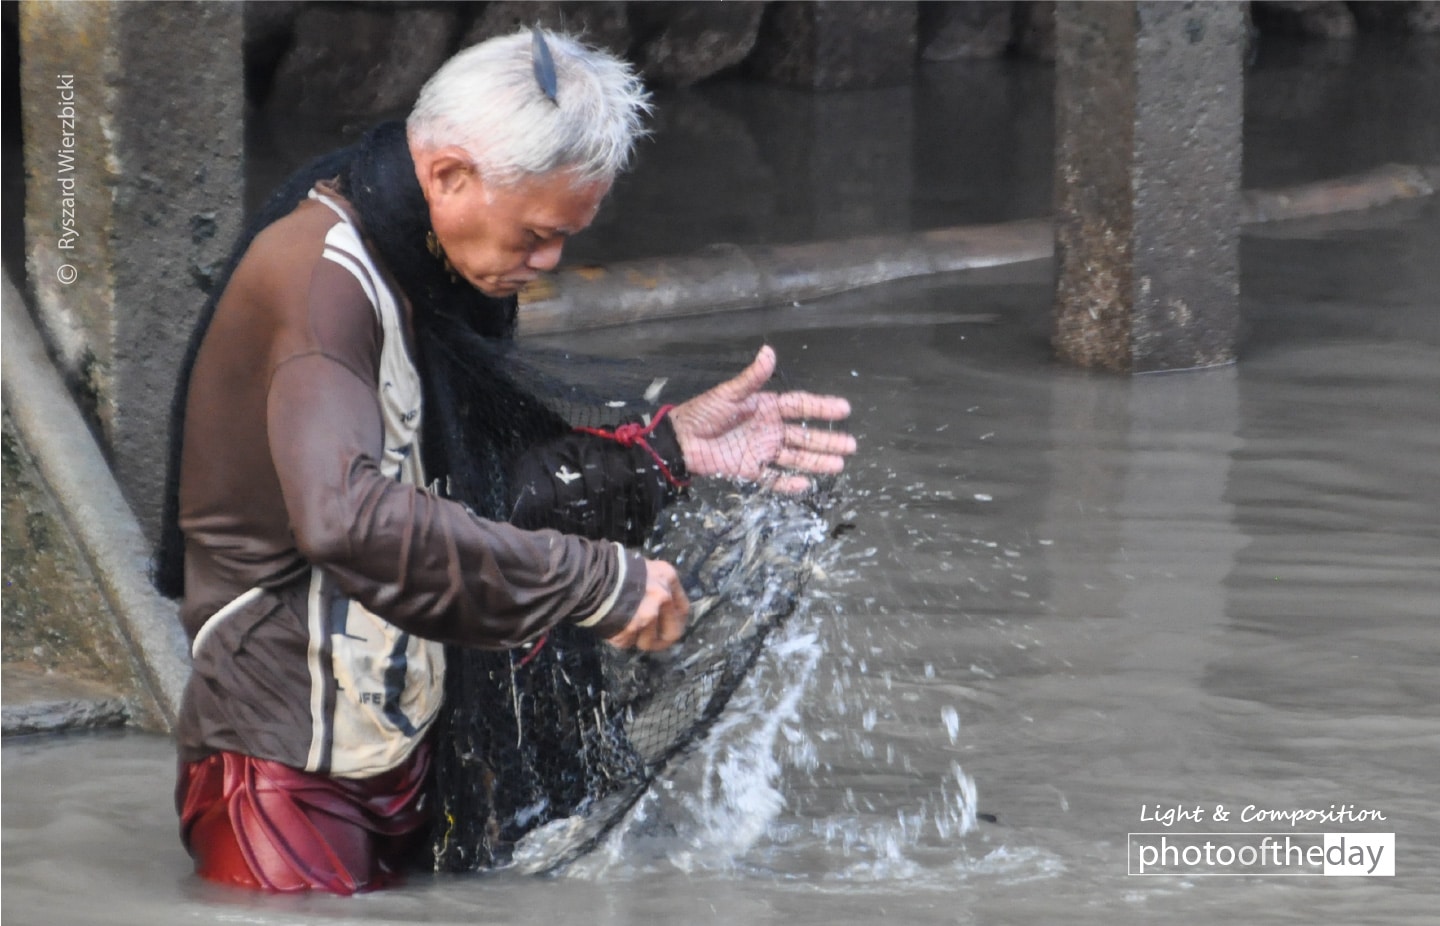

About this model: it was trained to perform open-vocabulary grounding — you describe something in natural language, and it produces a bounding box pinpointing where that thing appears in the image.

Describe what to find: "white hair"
[407,28,651,188]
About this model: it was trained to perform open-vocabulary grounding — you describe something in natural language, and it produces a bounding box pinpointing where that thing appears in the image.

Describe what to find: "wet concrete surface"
[1,663,129,736]
[2,413,147,732]
[2,272,187,732]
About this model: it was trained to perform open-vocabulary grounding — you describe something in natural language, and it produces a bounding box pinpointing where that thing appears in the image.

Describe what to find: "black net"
[426,346,843,875]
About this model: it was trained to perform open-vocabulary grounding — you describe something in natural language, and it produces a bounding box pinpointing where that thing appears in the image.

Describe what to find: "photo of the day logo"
[1128,832,1395,877]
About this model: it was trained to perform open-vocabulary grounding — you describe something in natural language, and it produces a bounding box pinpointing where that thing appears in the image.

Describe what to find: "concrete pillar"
[1052,1,1244,373]
[749,1,918,90]
[21,1,245,537]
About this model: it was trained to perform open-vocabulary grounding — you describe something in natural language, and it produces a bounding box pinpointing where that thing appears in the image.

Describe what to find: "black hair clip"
[531,26,559,104]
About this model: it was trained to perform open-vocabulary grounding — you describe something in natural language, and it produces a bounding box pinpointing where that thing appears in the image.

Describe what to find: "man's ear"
[419,146,478,199]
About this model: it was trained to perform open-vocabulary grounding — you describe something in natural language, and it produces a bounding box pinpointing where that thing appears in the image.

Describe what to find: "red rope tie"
[516,631,549,668]
[574,404,689,488]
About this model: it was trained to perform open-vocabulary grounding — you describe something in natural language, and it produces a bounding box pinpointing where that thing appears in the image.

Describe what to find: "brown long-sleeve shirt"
[174,187,655,776]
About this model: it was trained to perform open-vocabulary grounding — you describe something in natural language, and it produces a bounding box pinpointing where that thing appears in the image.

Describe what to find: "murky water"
[8,195,1436,924]
[7,35,1439,926]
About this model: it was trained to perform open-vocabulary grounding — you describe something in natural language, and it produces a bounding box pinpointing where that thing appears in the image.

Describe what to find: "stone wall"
[244,1,1440,122]
[234,0,1440,211]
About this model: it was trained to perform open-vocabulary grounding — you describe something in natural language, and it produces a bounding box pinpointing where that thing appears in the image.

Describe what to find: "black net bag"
[425,344,842,875]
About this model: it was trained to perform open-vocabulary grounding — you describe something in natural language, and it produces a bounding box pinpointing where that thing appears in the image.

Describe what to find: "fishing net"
[427,346,844,875]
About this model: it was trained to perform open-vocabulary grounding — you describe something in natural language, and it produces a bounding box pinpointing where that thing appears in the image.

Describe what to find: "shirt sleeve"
[264,258,642,645]
[505,416,689,547]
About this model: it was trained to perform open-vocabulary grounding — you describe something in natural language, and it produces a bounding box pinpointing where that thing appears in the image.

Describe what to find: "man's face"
[427,165,610,299]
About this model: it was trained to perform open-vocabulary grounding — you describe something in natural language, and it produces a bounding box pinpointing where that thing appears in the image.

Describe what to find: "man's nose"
[526,238,565,272]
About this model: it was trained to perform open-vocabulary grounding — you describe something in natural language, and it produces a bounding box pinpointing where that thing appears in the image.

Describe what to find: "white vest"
[306,192,446,778]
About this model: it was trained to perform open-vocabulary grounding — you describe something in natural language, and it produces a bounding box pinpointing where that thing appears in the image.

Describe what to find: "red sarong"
[176,742,431,894]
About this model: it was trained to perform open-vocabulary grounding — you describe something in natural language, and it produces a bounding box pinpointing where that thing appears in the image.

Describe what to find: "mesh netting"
[427,347,841,875]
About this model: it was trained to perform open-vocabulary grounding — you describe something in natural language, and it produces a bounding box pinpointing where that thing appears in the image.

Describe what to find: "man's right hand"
[605,559,689,651]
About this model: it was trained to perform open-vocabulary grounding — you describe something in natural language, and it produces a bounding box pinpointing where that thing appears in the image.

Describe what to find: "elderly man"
[157,28,854,893]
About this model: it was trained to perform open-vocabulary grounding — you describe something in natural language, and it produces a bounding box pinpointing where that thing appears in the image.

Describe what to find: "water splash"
[670,623,825,869]
[542,485,839,877]
[560,605,828,879]
[547,479,999,886]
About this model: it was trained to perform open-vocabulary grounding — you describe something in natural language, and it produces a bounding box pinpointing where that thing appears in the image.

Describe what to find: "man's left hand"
[669,345,856,493]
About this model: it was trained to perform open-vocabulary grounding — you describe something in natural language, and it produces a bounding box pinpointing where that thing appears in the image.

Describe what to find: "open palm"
[669,346,856,493]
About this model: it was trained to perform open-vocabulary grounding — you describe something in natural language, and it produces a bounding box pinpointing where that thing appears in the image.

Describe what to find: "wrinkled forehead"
[489,172,612,232]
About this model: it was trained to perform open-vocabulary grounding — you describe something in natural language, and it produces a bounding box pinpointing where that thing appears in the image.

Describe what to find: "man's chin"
[475,279,529,298]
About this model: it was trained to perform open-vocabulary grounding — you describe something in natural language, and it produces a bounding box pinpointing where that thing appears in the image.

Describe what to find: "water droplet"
[941,705,961,744]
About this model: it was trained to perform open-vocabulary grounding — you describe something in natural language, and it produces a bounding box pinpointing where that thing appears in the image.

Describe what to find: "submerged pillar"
[20,1,244,537]
[1052,1,1244,373]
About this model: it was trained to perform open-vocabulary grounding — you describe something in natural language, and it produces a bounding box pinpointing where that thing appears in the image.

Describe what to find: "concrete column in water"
[1052,1,1245,373]
[20,1,244,536]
